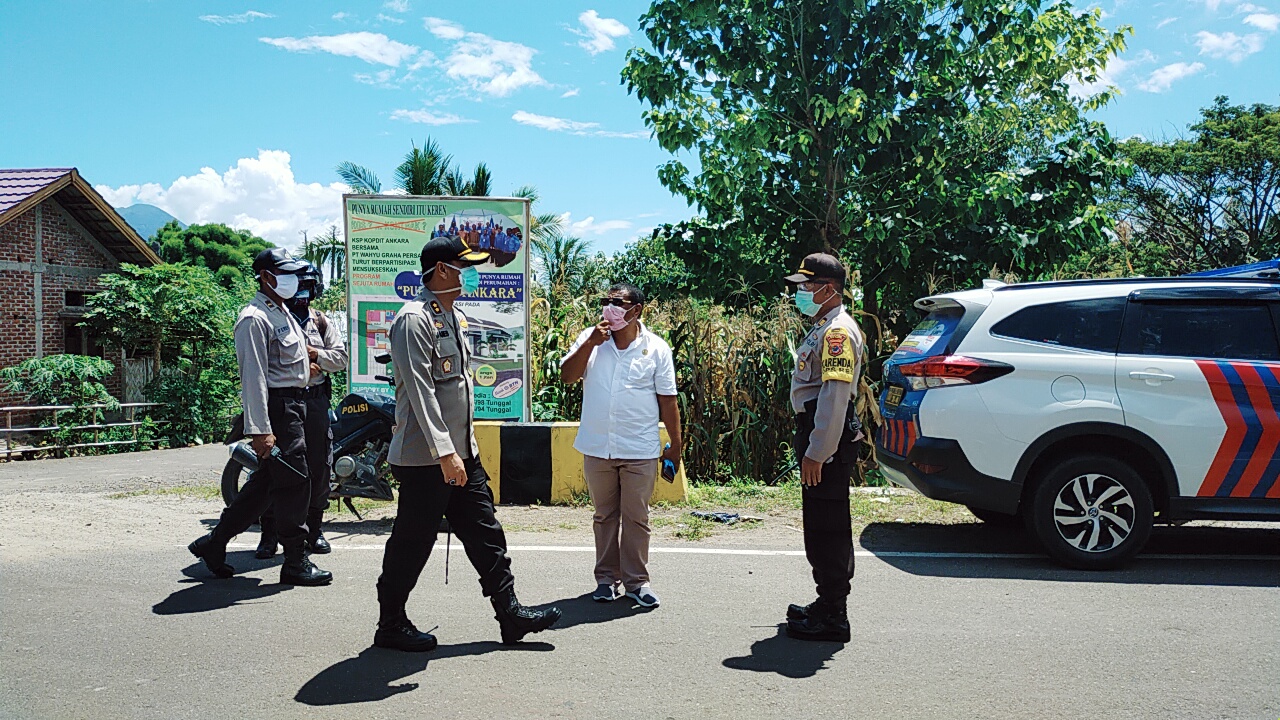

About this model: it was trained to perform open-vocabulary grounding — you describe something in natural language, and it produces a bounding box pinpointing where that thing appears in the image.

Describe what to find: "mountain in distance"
[116,204,185,242]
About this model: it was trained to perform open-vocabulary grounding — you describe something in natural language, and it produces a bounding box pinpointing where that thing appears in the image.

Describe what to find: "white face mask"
[270,272,299,300]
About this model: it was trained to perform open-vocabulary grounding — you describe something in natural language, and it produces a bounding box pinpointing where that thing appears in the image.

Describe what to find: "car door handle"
[1130,370,1176,383]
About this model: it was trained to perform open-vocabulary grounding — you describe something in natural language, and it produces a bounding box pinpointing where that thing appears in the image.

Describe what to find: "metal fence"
[1,403,162,460]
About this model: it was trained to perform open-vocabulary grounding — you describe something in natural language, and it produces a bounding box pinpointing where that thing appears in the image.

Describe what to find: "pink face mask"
[602,304,631,331]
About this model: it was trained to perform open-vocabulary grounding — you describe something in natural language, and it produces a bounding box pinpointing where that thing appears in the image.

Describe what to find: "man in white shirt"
[560,283,682,608]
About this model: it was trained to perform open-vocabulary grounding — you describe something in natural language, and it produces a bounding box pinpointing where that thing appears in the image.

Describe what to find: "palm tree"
[533,231,593,295]
[310,225,345,282]
[513,185,565,245]
[337,137,494,198]
[335,162,381,194]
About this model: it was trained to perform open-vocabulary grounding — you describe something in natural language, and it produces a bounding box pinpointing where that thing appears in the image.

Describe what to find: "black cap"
[784,253,846,284]
[252,248,307,276]
[420,235,489,272]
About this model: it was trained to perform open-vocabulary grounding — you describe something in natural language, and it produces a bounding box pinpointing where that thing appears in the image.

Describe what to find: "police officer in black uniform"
[373,236,561,652]
[782,253,865,642]
[254,262,346,559]
[188,248,332,587]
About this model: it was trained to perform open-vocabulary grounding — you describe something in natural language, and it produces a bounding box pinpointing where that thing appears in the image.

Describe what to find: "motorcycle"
[221,355,398,519]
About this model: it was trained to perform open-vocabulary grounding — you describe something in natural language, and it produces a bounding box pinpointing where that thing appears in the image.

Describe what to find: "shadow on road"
[531,592,655,631]
[860,522,1280,587]
[722,623,843,678]
[295,641,553,706]
[153,572,291,615]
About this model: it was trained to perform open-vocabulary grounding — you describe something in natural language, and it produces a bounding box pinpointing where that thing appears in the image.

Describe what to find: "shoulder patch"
[820,327,855,383]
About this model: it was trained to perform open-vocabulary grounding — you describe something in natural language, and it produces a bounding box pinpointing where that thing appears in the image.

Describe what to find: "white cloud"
[573,10,630,54]
[332,12,349,21]
[354,68,397,86]
[422,17,546,96]
[200,10,272,25]
[1244,12,1280,30]
[383,0,409,11]
[424,17,466,40]
[511,110,647,138]
[1195,30,1266,61]
[390,109,473,125]
[563,213,633,236]
[1156,16,1179,28]
[1137,61,1206,92]
[376,13,405,25]
[95,150,347,247]
[561,88,580,98]
[260,32,419,66]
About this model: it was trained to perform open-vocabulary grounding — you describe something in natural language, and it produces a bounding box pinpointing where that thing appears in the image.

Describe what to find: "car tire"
[1027,454,1154,570]
[966,505,1022,527]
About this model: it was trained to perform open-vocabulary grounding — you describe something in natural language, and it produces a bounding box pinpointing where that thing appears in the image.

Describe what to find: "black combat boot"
[787,599,818,622]
[490,589,561,645]
[188,532,235,578]
[374,608,438,652]
[255,516,279,559]
[306,509,331,554]
[279,537,333,586]
[786,598,850,643]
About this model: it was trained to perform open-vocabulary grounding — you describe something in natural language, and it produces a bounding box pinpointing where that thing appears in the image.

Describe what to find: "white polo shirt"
[562,322,677,460]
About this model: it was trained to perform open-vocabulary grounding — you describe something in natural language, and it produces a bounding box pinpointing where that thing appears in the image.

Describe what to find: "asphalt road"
[1,448,1277,720]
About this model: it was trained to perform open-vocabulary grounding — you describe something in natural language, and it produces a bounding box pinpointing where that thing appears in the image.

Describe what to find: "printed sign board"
[343,194,531,421]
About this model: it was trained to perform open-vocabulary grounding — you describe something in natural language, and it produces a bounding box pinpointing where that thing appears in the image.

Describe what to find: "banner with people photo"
[343,195,531,421]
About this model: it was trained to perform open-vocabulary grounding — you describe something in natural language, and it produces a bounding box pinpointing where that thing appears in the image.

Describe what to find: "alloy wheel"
[1051,473,1136,553]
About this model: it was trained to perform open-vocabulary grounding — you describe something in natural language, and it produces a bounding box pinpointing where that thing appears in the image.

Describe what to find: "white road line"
[219,543,1278,561]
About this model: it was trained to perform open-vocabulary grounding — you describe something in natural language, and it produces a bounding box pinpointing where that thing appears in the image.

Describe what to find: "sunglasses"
[599,297,636,307]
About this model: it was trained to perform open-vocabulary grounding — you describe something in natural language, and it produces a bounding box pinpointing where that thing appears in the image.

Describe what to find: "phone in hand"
[661,443,677,483]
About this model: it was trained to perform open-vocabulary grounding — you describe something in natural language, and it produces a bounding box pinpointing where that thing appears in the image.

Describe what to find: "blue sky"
[0,0,1277,255]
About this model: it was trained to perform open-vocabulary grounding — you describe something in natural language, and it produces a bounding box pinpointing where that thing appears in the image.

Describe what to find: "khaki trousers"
[584,456,659,591]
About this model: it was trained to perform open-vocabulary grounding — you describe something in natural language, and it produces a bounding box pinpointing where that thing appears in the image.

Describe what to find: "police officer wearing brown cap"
[188,248,332,587]
[782,253,865,642]
[373,236,561,652]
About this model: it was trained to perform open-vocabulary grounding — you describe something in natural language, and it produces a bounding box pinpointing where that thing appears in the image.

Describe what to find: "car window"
[1133,302,1279,361]
[890,308,964,361]
[990,298,1126,352]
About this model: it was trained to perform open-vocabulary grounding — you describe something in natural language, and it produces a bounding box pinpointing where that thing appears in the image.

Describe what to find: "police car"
[876,263,1280,569]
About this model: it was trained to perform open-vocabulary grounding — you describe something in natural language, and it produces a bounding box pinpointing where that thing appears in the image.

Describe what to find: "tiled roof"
[0,168,73,218]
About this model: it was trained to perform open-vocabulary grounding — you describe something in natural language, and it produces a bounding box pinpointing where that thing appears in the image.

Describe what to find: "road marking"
[221,543,1278,561]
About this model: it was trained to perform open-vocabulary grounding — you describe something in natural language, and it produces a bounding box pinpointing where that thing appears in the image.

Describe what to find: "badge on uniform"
[433,320,444,329]
[274,325,291,339]
[438,330,451,339]
[430,300,443,314]
[459,318,469,329]
[821,327,855,383]
[442,358,453,373]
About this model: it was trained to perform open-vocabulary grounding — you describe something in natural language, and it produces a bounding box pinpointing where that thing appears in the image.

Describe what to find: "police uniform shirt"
[790,304,865,463]
[234,292,310,435]
[300,309,349,388]
[387,287,480,466]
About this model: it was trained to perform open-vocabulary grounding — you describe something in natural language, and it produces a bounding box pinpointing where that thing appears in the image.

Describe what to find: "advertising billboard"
[343,194,531,421]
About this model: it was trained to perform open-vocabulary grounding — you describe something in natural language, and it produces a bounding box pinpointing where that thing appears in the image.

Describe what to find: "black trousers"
[260,394,332,533]
[213,394,312,544]
[377,457,515,613]
[795,408,855,603]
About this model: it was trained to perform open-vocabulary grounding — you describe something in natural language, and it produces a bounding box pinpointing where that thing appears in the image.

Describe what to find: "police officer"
[188,248,332,587]
[255,262,347,559]
[782,253,864,642]
[373,236,562,652]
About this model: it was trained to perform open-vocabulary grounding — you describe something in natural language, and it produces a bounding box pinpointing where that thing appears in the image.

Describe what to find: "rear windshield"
[890,308,964,361]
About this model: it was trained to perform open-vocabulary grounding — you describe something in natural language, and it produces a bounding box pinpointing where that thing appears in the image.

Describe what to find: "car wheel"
[966,505,1022,527]
[1027,454,1154,570]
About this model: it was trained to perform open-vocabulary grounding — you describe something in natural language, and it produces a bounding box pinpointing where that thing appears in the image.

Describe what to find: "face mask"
[270,272,299,300]
[602,304,631,331]
[440,264,481,296]
[794,287,825,317]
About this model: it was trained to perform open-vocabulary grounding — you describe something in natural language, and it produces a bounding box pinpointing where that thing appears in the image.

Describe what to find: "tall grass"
[529,294,886,485]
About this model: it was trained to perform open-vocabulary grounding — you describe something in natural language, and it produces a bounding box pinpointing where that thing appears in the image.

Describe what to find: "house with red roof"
[0,168,160,405]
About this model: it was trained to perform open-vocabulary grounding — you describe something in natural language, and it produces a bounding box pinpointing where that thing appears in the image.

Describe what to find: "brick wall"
[0,200,128,406]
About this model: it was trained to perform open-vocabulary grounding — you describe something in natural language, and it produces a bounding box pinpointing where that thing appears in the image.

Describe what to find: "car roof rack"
[992,274,1280,292]
[1184,259,1280,279]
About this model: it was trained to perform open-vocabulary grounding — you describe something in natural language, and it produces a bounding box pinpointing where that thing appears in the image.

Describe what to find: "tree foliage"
[623,0,1130,330]
[153,221,272,287]
[339,137,494,196]
[0,354,118,408]
[1117,96,1280,274]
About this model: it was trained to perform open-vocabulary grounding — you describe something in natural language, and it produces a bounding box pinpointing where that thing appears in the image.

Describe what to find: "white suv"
[876,274,1280,569]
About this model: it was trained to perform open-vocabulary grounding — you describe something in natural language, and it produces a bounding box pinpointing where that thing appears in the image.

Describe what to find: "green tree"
[533,232,599,298]
[153,221,273,287]
[310,225,346,283]
[608,233,698,302]
[1117,96,1280,274]
[338,138,493,196]
[623,0,1129,332]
